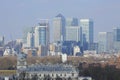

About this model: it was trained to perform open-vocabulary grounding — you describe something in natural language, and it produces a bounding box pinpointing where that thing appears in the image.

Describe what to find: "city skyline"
[0,0,120,41]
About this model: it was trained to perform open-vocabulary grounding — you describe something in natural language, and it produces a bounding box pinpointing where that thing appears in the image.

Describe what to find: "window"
[72,73,74,76]
[39,74,41,76]
[52,74,54,77]
[64,74,66,76]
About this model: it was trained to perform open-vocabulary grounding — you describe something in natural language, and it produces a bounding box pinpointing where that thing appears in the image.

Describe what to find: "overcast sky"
[0,0,120,42]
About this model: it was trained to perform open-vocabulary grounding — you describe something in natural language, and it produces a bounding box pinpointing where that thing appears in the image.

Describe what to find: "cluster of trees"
[0,56,61,70]
[0,57,17,70]
[78,63,120,80]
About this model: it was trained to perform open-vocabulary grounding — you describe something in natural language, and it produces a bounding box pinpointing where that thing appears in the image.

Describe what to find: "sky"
[0,0,120,42]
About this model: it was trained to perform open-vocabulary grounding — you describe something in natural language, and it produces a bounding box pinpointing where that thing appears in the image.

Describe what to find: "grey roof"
[26,64,77,73]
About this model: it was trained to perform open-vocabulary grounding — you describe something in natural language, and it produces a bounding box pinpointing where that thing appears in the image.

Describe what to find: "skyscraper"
[0,36,4,46]
[113,27,120,41]
[98,32,113,53]
[66,18,78,26]
[113,27,120,52]
[23,27,34,44]
[34,20,49,47]
[53,14,65,42]
[66,26,82,42]
[80,19,94,43]
[65,18,82,42]
[27,32,34,47]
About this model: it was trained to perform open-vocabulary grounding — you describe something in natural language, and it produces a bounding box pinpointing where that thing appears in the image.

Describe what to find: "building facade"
[98,32,113,53]
[34,20,49,47]
[113,27,120,41]
[113,27,120,52]
[27,32,34,47]
[18,64,78,80]
[53,14,66,42]
[0,36,4,47]
[66,18,78,26]
[80,19,94,44]
[66,26,82,42]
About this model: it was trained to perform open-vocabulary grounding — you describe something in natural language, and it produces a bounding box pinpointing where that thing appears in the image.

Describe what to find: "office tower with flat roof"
[34,20,49,47]
[113,27,120,52]
[98,32,113,53]
[113,27,120,41]
[23,27,34,44]
[27,32,34,47]
[53,14,65,42]
[80,19,94,43]
[107,32,114,53]
[66,18,78,26]
[34,20,49,56]
[0,36,4,47]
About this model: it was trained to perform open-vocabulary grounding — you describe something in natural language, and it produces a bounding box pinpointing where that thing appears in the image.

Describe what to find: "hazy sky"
[0,0,120,42]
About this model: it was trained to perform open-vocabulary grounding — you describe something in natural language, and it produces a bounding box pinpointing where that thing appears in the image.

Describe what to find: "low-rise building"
[25,64,78,79]
[17,53,78,79]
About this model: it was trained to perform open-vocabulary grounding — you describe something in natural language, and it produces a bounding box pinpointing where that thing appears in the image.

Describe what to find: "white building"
[21,64,78,80]
[3,47,17,56]
[61,53,67,63]
[73,46,81,56]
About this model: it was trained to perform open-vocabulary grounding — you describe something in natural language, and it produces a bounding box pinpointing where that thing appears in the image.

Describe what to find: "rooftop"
[25,64,77,73]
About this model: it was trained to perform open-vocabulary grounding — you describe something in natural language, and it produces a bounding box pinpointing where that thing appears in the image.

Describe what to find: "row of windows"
[31,73,75,77]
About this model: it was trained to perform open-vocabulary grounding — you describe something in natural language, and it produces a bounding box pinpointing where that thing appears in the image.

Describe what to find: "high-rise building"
[53,14,65,42]
[23,27,34,44]
[113,27,120,52]
[107,32,114,53]
[80,19,94,43]
[113,27,120,41]
[34,20,49,47]
[66,18,78,26]
[98,32,113,53]
[27,32,34,47]
[0,36,4,46]
[66,26,82,42]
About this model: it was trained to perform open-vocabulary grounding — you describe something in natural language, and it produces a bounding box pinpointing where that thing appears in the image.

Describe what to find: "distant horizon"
[0,0,120,42]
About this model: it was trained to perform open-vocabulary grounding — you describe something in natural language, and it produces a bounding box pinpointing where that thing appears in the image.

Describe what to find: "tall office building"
[23,27,34,44]
[53,14,65,42]
[0,36,4,46]
[66,18,78,26]
[27,32,34,47]
[107,32,114,53]
[34,20,49,47]
[66,26,82,42]
[98,32,113,53]
[113,27,120,52]
[80,19,94,43]
[113,27,120,41]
